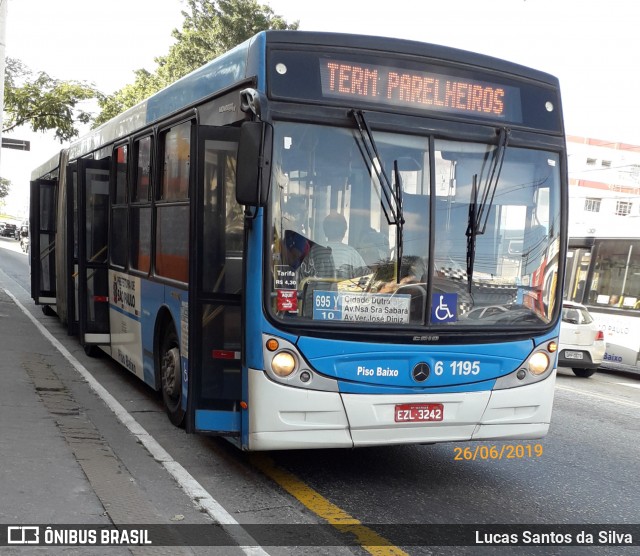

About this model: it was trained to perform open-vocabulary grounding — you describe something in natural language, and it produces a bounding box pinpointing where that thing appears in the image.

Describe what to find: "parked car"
[558,300,605,377]
[0,222,17,237]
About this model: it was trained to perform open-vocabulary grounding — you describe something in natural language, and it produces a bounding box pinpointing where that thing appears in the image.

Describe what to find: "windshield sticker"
[277,290,298,313]
[274,265,297,290]
[313,291,411,323]
[431,293,458,323]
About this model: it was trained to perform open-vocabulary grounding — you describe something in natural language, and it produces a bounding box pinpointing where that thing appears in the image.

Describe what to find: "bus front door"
[77,158,111,353]
[187,126,243,437]
[29,178,58,308]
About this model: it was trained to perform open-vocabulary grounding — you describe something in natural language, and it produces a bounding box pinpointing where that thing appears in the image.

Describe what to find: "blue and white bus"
[30,31,567,450]
[566,235,640,374]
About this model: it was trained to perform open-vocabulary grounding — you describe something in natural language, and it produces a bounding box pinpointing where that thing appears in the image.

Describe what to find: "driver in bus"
[307,211,368,279]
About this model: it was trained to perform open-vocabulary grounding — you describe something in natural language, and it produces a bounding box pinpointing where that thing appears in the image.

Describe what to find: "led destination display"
[319,58,522,121]
[269,48,561,131]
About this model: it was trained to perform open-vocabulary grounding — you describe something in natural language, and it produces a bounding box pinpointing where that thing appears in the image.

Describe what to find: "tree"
[3,57,99,142]
[94,0,298,126]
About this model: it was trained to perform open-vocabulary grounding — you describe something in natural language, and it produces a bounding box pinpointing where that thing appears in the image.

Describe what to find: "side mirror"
[236,121,273,207]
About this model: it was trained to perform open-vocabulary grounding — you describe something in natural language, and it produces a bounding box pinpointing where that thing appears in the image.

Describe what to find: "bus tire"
[42,305,56,317]
[160,323,185,427]
[84,344,102,358]
[572,368,596,378]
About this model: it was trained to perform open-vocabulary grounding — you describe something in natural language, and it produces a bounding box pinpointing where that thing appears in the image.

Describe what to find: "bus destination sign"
[319,58,522,122]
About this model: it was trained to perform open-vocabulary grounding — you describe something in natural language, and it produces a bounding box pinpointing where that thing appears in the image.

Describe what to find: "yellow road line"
[249,453,409,556]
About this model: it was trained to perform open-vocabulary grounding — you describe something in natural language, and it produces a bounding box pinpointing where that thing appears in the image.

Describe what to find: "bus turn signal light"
[266,338,279,351]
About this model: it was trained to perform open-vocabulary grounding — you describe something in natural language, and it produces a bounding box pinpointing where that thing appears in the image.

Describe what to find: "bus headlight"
[262,334,339,392]
[271,351,297,377]
[493,338,558,390]
[528,352,550,375]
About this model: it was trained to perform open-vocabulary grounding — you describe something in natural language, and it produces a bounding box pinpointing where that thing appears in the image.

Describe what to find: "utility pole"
[0,0,8,170]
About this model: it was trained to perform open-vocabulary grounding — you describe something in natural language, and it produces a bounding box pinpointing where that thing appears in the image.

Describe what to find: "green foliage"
[94,0,298,126]
[95,69,160,127]
[0,177,10,199]
[3,57,99,142]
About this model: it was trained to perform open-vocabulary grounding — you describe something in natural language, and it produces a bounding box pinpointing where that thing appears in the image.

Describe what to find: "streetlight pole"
[0,0,8,170]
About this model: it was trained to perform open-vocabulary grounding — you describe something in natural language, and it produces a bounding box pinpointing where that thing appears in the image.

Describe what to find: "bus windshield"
[267,121,562,329]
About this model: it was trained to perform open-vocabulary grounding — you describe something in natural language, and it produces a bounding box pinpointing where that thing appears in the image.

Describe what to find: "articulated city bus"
[30,31,567,450]
[566,236,640,374]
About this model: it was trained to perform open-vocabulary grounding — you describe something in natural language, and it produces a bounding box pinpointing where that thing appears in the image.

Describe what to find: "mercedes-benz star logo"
[412,362,430,382]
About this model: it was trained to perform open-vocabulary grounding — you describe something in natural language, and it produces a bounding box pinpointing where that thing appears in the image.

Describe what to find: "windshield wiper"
[465,127,510,291]
[393,159,404,280]
[350,109,405,282]
[465,174,479,293]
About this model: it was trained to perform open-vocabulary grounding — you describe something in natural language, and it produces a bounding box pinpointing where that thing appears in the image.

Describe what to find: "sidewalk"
[0,287,112,526]
[0,283,215,555]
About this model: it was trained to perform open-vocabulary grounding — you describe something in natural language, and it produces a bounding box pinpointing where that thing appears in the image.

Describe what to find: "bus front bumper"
[247,369,556,451]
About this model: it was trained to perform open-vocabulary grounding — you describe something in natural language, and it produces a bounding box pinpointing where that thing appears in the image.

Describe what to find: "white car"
[558,300,605,377]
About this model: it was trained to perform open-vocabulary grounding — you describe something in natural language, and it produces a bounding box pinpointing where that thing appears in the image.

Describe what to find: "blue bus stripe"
[110,303,141,322]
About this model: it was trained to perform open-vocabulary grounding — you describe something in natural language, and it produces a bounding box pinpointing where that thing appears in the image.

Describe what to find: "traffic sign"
[1,138,31,151]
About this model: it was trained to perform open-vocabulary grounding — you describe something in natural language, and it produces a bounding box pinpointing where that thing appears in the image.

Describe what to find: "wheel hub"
[161,347,181,398]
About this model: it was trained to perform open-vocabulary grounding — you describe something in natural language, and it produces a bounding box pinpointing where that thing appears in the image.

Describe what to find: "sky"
[2,0,639,215]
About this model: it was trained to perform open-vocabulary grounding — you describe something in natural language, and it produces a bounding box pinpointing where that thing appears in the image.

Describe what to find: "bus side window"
[161,122,191,201]
[110,144,129,268]
[156,122,191,283]
[202,138,242,294]
[131,136,153,273]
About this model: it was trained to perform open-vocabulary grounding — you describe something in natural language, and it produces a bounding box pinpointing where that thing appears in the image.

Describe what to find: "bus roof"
[267,31,559,85]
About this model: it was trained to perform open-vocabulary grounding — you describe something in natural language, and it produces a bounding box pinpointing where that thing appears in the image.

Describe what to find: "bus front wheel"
[160,324,185,427]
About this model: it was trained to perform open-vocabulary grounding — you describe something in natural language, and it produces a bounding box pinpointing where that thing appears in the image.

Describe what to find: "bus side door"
[77,157,111,350]
[29,178,58,307]
[187,126,243,435]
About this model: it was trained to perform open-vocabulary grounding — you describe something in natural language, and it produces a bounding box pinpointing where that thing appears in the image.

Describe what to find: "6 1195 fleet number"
[435,360,481,376]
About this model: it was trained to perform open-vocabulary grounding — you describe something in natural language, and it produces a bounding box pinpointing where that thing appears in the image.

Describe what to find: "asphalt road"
[1,237,638,555]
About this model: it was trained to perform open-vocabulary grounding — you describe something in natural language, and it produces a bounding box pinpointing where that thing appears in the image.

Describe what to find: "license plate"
[394,403,444,422]
[564,351,584,360]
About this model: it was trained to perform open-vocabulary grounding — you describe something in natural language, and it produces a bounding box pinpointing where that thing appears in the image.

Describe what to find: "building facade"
[568,136,640,238]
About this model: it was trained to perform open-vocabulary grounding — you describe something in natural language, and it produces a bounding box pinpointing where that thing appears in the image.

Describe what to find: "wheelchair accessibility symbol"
[431,293,457,323]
